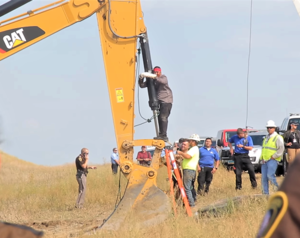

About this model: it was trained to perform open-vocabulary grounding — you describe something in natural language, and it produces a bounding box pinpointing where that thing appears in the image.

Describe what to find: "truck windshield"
[288,119,300,130]
[198,139,205,147]
[212,140,216,147]
[251,135,265,146]
[225,132,236,142]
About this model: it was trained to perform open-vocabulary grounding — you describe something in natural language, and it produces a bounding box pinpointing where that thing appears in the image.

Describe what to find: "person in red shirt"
[136,146,152,167]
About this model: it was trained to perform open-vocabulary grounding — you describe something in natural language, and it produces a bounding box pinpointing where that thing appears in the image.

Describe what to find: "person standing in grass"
[197,138,220,196]
[111,148,120,174]
[228,128,257,190]
[260,120,284,195]
[136,146,152,167]
[283,122,300,166]
[75,148,96,209]
[177,134,200,207]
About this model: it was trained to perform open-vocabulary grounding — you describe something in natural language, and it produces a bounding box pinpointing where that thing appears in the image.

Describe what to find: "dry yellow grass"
[0,150,283,238]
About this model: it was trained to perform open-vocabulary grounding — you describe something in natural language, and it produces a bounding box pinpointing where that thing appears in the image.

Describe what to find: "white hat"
[187,134,200,142]
[266,120,276,127]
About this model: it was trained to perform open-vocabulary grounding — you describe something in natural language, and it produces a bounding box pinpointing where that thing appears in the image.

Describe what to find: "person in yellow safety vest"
[177,134,200,207]
[260,120,285,195]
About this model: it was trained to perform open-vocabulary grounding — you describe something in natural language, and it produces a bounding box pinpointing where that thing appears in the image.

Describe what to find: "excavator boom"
[0,0,170,231]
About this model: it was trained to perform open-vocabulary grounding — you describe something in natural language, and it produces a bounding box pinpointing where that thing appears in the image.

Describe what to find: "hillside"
[0,151,280,238]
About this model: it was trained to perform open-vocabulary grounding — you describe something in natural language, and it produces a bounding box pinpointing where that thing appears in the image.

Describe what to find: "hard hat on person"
[266,120,276,127]
[187,134,200,142]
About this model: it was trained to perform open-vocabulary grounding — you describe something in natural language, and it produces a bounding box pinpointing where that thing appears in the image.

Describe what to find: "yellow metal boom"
[0,0,170,230]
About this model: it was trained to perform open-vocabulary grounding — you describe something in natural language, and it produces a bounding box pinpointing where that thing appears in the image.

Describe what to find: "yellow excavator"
[0,0,171,231]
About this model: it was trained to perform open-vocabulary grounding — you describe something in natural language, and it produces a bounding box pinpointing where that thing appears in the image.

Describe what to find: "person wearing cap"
[177,134,200,207]
[111,148,120,174]
[139,66,173,142]
[228,128,257,190]
[260,120,285,195]
[283,122,300,166]
[136,146,152,167]
[75,148,96,208]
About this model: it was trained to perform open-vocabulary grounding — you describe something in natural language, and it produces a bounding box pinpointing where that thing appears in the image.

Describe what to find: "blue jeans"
[183,169,196,207]
[261,159,279,195]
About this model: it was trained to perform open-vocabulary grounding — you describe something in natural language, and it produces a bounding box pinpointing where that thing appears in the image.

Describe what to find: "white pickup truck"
[220,130,286,176]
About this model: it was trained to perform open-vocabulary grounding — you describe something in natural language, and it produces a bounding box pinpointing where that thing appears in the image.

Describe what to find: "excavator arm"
[0,0,103,57]
[0,0,170,230]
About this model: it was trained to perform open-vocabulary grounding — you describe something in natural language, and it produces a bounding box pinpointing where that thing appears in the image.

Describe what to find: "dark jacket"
[283,130,300,146]
[75,155,88,176]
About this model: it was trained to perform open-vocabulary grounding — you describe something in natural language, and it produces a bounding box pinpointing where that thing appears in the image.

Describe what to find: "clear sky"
[1,0,300,165]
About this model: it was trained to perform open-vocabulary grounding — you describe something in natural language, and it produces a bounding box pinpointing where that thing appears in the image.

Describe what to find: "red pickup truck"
[216,128,258,148]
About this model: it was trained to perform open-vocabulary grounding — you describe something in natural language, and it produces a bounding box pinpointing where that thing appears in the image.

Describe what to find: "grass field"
[0,150,283,238]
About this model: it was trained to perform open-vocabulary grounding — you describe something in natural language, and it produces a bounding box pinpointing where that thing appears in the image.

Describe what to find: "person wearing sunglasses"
[260,120,284,195]
[75,148,96,208]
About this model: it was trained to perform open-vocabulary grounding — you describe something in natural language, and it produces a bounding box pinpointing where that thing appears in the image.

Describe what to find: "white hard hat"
[266,120,276,127]
[187,134,200,142]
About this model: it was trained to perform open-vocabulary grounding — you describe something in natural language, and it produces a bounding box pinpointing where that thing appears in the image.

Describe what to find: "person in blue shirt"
[111,148,120,174]
[228,128,257,190]
[197,138,220,195]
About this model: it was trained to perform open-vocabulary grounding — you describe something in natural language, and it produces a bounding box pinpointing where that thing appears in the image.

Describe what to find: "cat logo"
[0,26,45,53]
[3,28,26,49]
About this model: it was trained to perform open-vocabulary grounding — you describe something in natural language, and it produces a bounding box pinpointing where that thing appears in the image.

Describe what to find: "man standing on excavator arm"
[139,66,173,142]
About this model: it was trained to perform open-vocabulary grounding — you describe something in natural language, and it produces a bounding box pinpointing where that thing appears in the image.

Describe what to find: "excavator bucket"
[98,146,171,231]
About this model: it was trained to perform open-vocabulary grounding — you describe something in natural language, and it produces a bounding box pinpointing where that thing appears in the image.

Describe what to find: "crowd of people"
[72,65,300,236]
[174,135,219,207]
[3,63,300,236]
[107,134,220,208]
[103,119,298,209]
